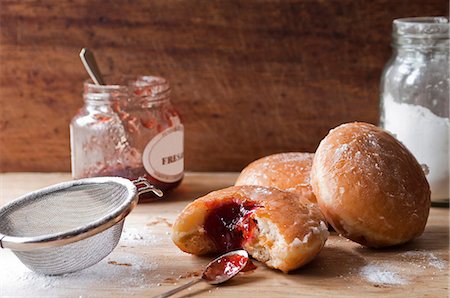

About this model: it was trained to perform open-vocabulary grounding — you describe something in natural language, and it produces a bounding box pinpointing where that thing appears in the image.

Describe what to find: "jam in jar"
[70,75,184,200]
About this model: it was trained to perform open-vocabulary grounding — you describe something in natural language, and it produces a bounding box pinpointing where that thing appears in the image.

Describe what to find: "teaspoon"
[153,250,250,298]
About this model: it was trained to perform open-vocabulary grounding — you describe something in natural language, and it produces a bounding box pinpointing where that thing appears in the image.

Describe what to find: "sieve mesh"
[0,182,128,237]
[0,177,140,275]
[14,221,124,275]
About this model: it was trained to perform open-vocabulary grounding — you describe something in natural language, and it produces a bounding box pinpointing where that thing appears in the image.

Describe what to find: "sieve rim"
[0,177,138,251]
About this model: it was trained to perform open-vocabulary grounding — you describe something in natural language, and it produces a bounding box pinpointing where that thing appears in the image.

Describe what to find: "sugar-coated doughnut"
[172,185,329,273]
[235,152,316,203]
[311,122,430,248]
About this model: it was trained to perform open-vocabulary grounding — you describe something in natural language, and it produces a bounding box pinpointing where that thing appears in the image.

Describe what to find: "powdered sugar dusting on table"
[0,249,159,294]
[121,227,163,245]
[360,264,408,285]
[0,224,164,295]
[359,250,447,286]
[400,250,448,270]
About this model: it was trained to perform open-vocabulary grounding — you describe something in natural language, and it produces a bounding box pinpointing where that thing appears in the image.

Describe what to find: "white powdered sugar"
[383,95,450,200]
[360,264,408,285]
[400,251,448,270]
[428,254,447,270]
[0,225,164,295]
[292,221,329,246]
[252,186,273,196]
[0,250,159,295]
[360,251,447,286]
[291,237,304,247]
[121,227,163,245]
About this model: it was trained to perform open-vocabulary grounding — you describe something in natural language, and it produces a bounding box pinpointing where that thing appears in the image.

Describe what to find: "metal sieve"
[0,176,163,275]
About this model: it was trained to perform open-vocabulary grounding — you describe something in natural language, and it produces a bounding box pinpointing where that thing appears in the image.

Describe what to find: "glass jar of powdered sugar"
[380,17,449,205]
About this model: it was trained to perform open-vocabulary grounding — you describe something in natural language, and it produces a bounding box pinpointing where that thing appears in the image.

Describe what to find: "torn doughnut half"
[171,186,329,273]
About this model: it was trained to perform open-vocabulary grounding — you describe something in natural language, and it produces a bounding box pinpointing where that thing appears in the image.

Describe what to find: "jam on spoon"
[153,250,251,298]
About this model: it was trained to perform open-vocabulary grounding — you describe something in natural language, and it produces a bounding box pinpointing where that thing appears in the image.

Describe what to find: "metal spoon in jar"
[78,48,163,198]
[153,250,250,298]
[79,48,105,85]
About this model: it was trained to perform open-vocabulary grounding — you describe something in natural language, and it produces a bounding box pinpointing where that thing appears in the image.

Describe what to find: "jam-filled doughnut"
[172,186,329,273]
[235,152,316,203]
[311,122,431,248]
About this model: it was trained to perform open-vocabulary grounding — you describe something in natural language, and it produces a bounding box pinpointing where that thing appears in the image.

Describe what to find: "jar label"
[143,125,184,183]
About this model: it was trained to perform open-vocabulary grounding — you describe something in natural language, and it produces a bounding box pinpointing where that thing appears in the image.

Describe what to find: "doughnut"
[235,153,316,203]
[311,122,430,248]
[171,185,329,273]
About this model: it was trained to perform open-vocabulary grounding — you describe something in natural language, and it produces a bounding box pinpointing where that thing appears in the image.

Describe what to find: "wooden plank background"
[0,0,447,172]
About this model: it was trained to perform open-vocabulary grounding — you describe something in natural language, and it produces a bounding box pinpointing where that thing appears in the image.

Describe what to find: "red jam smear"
[203,254,249,282]
[241,259,257,272]
[204,200,259,252]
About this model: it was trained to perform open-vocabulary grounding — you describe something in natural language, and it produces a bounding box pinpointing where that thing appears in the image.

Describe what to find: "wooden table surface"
[0,173,449,297]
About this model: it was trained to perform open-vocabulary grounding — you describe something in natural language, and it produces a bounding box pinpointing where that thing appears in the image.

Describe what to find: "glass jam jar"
[379,17,449,204]
[70,76,184,200]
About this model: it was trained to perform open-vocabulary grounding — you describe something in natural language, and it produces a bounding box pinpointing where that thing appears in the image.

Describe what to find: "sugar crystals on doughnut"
[311,122,431,248]
[235,152,316,203]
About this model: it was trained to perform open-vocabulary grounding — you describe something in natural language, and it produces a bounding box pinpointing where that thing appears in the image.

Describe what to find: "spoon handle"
[152,278,203,298]
[79,48,105,85]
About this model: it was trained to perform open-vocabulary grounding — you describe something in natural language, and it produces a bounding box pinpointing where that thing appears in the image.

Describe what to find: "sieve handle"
[133,177,164,198]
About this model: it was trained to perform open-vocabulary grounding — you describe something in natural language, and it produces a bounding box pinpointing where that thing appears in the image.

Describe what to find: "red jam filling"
[204,200,260,252]
[241,259,257,272]
[203,254,257,283]
[203,254,248,281]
